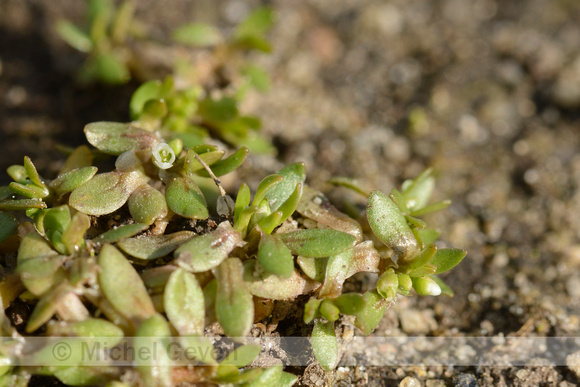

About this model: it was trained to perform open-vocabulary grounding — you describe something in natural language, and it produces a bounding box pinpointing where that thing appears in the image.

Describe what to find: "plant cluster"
[0,2,466,386]
[57,0,276,155]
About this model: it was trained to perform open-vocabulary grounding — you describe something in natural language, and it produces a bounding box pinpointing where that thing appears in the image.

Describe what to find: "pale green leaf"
[164,268,204,336]
[279,228,356,258]
[118,231,195,260]
[311,320,338,370]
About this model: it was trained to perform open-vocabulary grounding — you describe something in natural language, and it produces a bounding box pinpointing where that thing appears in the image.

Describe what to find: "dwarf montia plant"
[0,115,465,385]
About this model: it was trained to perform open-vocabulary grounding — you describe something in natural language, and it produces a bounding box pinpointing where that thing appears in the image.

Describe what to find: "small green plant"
[0,4,466,386]
[0,118,465,384]
[57,0,276,154]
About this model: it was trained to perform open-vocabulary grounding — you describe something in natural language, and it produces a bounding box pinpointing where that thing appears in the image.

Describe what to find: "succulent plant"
[0,4,467,386]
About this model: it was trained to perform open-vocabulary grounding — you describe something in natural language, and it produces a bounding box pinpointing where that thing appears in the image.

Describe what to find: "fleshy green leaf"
[174,222,242,272]
[353,290,389,335]
[172,23,221,47]
[26,283,71,332]
[134,314,173,387]
[262,163,306,212]
[69,171,145,216]
[244,260,320,300]
[23,156,46,188]
[94,53,130,84]
[165,176,208,219]
[164,268,204,336]
[0,212,18,243]
[55,20,93,52]
[9,182,49,199]
[252,175,283,206]
[279,228,356,258]
[430,248,467,274]
[234,183,251,224]
[59,145,93,175]
[84,122,159,155]
[376,270,398,300]
[319,299,340,322]
[118,231,195,260]
[128,184,168,225]
[327,177,371,197]
[257,232,294,278]
[431,275,454,297]
[304,297,322,324]
[367,190,420,264]
[220,344,261,368]
[297,186,362,242]
[0,199,46,211]
[318,248,354,298]
[297,256,327,281]
[198,97,238,122]
[411,276,441,296]
[215,258,254,338]
[401,168,435,211]
[50,166,98,197]
[410,200,452,217]
[130,80,162,119]
[400,244,437,272]
[311,320,338,370]
[61,211,90,255]
[92,223,148,244]
[332,293,365,316]
[98,244,156,327]
[184,149,225,174]
[193,147,249,178]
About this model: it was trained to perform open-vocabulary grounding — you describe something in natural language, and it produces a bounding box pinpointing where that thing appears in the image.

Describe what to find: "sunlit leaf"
[318,248,354,299]
[401,168,435,211]
[165,176,208,219]
[319,299,340,322]
[411,276,441,296]
[193,147,249,178]
[174,222,241,272]
[118,231,195,260]
[84,122,159,155]
[332,293,365,316]
[257,232,294,278]
[50,166,98,197]
[135,314,173,387]
[367,190,419,265]
[431,275,454,297]
[279,228,356,258]
[353,290,389,335]
[23,156,46,188]
[164,268,204,336]
[262,163,305,212]
[215,258,254,338]
[311,320,338,370]
[244,260,320,300]
[0,198,46,211]
[61,211,90,255]
[98,244,156,327]
[304,297,322,324]
[128,184,168,225]
[297,186,362,242]
[184,149,225,174]
[130,80,162,119]
[297,256,327,282]
[430,248,467,274]
[9,182,49,199]
[92,223,148,244]
[69,171,145,216]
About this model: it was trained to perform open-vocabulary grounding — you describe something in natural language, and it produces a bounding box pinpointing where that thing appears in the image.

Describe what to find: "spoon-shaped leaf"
[243,260,320,300]
[257,233,294,278]
[23,156,46,189]
[262,163,305,211]
[69,171,145,216]
[297,186,362,242]
[215,258,254,338]
[128,184,168,225]
[165,176,208,220]
[59,145,93,175]
[50,166,98,197]
[311,320,338,370]
[279,228,356,258]
[353,290,390,335]
[118,231,195,260]
[252,174,283,206]
[174,222,241,272]
[401,168,435,211]
[98,244,155,327]
[84,122,159,155]
[430,248,467,274]
[134,314,173,387]
[92,223,148,244]
[194,147,249,178]
[318,248,354,299]
[164,268,204,336]
[367,190,419,265]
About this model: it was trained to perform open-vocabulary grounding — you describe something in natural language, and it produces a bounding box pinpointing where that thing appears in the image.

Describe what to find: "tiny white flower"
[152,143,176,170]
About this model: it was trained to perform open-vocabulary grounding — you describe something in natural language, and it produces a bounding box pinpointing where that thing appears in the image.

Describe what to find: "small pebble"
[399,376,421,387]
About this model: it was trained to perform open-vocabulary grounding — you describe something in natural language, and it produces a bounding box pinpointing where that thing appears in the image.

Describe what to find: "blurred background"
[2,0,580,384]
